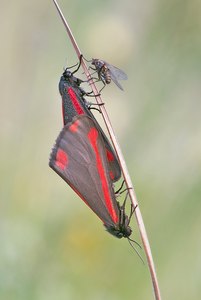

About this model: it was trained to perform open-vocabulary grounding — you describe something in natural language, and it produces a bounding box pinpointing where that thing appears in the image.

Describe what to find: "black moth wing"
[81,101,121,182]
[49,115,120,227]
[59,74,121,182]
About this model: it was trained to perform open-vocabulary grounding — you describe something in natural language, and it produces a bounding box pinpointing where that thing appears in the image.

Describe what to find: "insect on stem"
[52,1,162,299]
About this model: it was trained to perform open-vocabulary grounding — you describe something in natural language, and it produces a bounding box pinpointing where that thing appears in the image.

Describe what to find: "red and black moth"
[49,115,132,238]
[58,64,121,182]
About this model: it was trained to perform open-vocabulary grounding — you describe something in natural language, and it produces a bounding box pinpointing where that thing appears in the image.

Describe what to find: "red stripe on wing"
[68,87,85,115]
[88,127,118,224]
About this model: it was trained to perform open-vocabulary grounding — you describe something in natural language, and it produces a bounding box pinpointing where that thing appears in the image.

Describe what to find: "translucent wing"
[106,63,128,80]
[105,63,127,90]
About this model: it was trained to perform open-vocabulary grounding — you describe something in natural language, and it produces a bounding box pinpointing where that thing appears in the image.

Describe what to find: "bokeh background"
[1,0,201,299]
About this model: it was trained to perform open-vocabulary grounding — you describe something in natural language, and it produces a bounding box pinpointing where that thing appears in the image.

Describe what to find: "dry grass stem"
[52,1,162,299]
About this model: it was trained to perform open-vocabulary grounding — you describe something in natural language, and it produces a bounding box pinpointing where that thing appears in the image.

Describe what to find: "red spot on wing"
[69,120,79,132]
[106,150,118,180]
[56,149,68,170]
[68,87,84,115]
[106,149,115,162]
[88,127,118,223]
[109,171,115,181]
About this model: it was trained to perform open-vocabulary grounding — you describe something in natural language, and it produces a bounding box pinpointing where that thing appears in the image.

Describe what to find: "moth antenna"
[71,55,83,74]
[81,55,92,63]
[65,62,79,70]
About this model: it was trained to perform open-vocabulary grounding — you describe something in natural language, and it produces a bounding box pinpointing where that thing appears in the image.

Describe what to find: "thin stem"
[52,1,161,299]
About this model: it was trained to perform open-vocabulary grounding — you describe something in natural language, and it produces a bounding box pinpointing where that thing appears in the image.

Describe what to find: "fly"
[91,58,128,91]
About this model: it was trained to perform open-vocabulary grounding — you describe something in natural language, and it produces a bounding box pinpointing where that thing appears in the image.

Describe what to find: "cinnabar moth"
[49,115,132,238]
[59,65,121,182]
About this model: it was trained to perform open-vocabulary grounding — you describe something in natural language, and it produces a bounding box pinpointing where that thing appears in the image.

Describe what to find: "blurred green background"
[1,0,201,299]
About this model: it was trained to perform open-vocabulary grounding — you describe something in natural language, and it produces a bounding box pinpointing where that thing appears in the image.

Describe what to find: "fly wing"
[106,63,128,91]
[49,115,120,227]
[106,64,128,80]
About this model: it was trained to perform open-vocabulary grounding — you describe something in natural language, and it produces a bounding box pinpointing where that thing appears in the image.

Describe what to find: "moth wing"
[49,115,119,226]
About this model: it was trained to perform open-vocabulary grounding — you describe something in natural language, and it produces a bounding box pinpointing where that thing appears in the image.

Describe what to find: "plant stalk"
[52,1,161,299]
